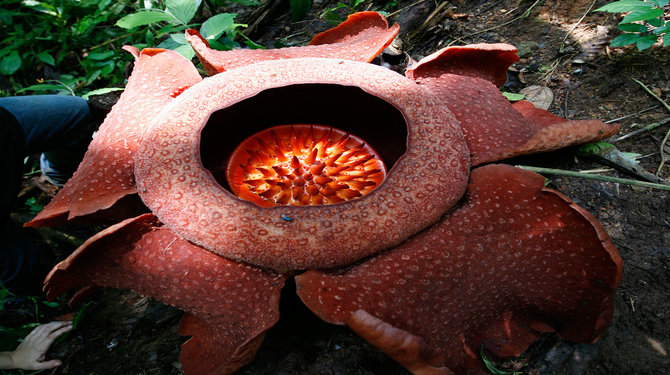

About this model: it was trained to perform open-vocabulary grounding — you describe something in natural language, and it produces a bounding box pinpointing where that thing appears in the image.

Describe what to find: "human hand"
[9,320,73,370]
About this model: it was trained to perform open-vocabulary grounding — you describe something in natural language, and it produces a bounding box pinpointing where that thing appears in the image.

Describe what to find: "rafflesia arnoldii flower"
[28,12,623,375]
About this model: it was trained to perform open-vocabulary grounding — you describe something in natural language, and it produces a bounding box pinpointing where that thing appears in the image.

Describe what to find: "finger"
[46,323,73,341]
[32,359,63,370]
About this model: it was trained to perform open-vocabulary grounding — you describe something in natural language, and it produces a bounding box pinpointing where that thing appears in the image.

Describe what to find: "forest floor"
[2,0,669,374]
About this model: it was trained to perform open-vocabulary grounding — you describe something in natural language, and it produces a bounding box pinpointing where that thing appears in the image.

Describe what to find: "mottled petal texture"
[45,214,285,375]
[134,58,469,272]
[296,164,622,374]
[27,49,202,227]
[407,45,619,165]
[186,11,399,75]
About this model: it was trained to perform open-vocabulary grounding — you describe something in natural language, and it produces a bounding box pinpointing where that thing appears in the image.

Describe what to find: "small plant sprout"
[595,0,670,50]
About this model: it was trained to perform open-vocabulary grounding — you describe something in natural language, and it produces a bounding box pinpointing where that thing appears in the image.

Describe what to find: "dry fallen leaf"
[520,85,553,110]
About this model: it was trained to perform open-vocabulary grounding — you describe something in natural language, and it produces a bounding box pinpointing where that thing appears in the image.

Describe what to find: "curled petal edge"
[186,11,399,75]
[407,46,619,164]
[44,213,285,375]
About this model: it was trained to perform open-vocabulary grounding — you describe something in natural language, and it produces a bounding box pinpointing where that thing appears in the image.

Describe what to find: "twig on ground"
[611,118,670,142]
[517,165,670,191]
[633,78,670,113]
[562,0,598,43]
[386,0,431,18]
[605,105,659,123]
[632,78,670,174]
[448,0,544,45]
[659,130,670,174]
[584,146,669,184]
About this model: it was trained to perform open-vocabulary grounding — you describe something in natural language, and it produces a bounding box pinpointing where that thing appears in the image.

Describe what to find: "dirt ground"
[2,0,669,374]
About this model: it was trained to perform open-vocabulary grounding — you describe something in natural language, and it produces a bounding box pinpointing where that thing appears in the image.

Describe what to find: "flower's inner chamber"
[226,125,386,207]
[200,84,408,205]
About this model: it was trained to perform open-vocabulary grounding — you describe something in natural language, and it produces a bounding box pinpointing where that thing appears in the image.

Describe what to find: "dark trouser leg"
[0,95,96,186]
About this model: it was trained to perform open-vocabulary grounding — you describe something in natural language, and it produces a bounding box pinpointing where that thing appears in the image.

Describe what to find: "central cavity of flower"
[226,124,387,207]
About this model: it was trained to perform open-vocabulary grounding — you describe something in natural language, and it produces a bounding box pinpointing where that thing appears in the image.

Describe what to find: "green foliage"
[502,92,526,101]
[595,0,669,50]
[24,197,44,215]
[579,141,616,153]
[116,0,259,62]
[320,0,369,24]
[290,0,312,22]
[0,0,135,96]
[1,0,261,96]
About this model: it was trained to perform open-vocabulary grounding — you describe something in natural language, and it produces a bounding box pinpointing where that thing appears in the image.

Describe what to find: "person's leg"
[0,95,96,186]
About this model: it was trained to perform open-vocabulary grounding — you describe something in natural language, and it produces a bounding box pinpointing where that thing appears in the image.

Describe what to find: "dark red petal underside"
[26,48,202,227]
[296,164,622,374]
[44,214,285,375]
[226,124,386,207]
[186,11,398,75]
[406,45,619,165]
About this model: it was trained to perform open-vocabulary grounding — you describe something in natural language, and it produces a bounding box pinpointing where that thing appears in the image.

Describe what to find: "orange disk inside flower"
[226,125,387,207]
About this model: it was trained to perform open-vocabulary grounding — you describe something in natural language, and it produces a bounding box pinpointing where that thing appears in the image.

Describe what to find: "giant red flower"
[30,12,622,375]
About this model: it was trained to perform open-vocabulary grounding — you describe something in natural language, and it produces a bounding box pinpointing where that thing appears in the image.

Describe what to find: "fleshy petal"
[45,214,285,375]
[27,48,202,227]
[406,45,619,165]
[296,164,622,374]
[186,11,399,75]
[346,310,452,375]
[406,43,519,87]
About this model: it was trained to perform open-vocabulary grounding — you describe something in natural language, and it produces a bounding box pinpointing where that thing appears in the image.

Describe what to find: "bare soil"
[2,0,669,374]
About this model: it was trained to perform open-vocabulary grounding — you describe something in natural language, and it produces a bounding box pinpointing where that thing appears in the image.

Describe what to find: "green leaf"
[239,33,266,49]
[0,51,21,75]
[100,61,115,75]
[82,87,124,99]
[115,10,175,29]
[170,33,189,45]
[72,302,91,329]
[646,0,668,6]
[579,141,615,154]
[621,8,664,23]
[647,17,663,27]
[36,51,55,65]
[86,50,115,60]
[501,92,525,101]
[617,23,648,32]
[173,43,195,60]
[653,23,669,35]
[664,32,670,47]
[200,13,237,40]
[610,33,644,46]
[98,0,113,11]
[41,300,59,308]
[16,83,70,93]
[24,197,43,214]
[636,34,658,49]
[290,0,312,22]
[166,0,197,25]
[595,0,654,12]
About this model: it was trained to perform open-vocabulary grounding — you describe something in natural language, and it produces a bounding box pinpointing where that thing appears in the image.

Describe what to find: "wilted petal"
[45,214,285,375]
[297,164,622,374]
